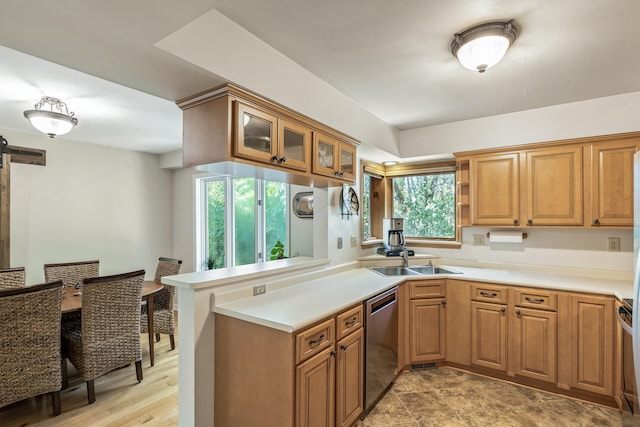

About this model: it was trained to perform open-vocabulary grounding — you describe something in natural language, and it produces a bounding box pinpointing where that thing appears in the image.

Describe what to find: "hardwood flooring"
[0,330,178,426]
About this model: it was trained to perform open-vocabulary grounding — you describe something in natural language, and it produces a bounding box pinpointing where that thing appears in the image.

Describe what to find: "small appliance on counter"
[377,218,414,257]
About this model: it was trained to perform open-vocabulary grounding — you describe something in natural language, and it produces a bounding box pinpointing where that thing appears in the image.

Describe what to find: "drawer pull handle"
[308,334,325,346]
[345,317,358,327]
[525,297,545,304]
[480,292,497,298]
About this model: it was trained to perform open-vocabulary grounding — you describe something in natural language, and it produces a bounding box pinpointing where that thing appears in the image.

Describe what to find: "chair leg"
[51,390,61,415]
[135,360,143,382]
[155,333,161,342]
[87,380,96,404]
[169,334,175,350]
[61,358,69,390]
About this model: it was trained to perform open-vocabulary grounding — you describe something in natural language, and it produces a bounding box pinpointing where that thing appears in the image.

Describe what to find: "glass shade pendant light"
[24,96,78,138]
[450,20,518,73]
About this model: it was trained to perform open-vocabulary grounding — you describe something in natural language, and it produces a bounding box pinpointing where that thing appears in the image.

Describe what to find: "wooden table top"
[61,280,164,313]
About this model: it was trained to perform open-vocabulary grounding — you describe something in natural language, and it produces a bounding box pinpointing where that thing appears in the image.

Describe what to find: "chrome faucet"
[400,250,408,268]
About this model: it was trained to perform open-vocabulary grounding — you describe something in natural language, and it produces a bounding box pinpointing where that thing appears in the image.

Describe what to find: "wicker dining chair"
[140,257,182,350]
[0,280,64,416]
[43,260,99,288]
[61,270,145,404]
[0,267,26,289]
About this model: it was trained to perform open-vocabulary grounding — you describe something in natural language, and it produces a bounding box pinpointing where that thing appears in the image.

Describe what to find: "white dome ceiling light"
[451,20,519,73]
[24,96,78,138]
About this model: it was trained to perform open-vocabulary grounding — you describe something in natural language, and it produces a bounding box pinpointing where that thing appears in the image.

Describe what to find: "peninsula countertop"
[213,263,633,333]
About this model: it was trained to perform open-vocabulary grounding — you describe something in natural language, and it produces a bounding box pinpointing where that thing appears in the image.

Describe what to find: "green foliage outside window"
[393,173,455,239]
[206,180,225,270]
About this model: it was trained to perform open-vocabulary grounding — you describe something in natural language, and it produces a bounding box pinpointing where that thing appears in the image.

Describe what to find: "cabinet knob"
[513,219,519,226]
[527,219,533,226]
[330,350,337,357]
[334,171,341,177]
[340,344,347,351]
[279,156,287,164]
[592,218,600,225]
[516,309,521,315]
[441,299,446,305]
[500,307,506,313]
[270,155,279,163]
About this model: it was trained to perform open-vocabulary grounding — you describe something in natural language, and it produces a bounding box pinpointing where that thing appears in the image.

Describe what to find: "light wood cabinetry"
[177,83,358,186]
[569,294,615,396]
[586,137,640,227]
[297,347,336,427]
[312,132,356,181]
[523,145,582,226]
[408,280,446,363]
[456,131,640,229]
[470,300,508,372]
[336,327,364,427]
[512,307,556,383]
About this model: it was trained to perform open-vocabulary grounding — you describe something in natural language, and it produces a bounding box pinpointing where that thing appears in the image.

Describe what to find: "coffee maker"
[377,218,414,256]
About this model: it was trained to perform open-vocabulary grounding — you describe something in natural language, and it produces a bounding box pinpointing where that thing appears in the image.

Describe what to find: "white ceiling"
[1,0,639,154]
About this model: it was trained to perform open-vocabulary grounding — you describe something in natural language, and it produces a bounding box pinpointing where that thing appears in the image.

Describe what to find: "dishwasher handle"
[368,287,397,316]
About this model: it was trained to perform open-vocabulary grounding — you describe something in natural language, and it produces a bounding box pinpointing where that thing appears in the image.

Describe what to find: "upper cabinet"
[456,131,640,229]
[177,83,358,186]
[312,132,356,181]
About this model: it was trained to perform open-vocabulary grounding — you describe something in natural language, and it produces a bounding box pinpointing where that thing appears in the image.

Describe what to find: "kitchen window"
[196,176,289,270]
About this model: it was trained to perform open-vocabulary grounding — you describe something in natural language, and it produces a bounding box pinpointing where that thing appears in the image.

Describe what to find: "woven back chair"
[141,257,182,350]
[44,260,99,288]
[0,267,26,289]
[0,281,64,415]
[61,270,145,404]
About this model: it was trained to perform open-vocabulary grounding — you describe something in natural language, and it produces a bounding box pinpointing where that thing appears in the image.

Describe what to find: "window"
[360,161,386,243]
[392,172,456,239]
[197,176,289,270]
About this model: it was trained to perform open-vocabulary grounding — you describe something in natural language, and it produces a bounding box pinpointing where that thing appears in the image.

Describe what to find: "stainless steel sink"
[408,265,462,275]
[370,266,419,276]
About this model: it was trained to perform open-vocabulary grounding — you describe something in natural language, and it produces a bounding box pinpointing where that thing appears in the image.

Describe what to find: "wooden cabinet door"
[337,142,356,181]
[470,153,520,226]
[296,347,336,427]
[471,301,507,372]
[523,146,583,226]
[410,298,446,363]
[336,328,364,427]
[235,101,279,163]
[513,307,557,383]
[278,118,311,172]
[588,139,639,226]
[312,132,340,178]
[570,295,614,396]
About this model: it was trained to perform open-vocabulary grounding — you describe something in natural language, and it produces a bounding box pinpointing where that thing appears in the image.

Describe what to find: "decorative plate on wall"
[293,192,313,218]
[342,186,359,217]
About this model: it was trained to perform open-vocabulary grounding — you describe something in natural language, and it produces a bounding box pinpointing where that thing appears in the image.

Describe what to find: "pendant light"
[451,20,519,73]
[24,96,78,138]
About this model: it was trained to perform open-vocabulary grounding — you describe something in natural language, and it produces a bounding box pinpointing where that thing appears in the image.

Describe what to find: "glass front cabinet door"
[278,118,311,172]
[313,132,356,181]
[235,102,278,164]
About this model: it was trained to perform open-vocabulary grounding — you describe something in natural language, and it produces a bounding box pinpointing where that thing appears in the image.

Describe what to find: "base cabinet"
[296,348,336,427]
[470,301,508,372]
[513,307,557,383]
[408,280,446,364]
[336,328,364,427]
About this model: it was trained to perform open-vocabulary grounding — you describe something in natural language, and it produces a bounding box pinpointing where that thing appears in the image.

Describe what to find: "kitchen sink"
[370,265,462,277]
[370,266,419,276]
[407,266,462,275]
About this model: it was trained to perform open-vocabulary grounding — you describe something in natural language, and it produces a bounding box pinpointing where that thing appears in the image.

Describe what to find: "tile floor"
[357,367,622,427]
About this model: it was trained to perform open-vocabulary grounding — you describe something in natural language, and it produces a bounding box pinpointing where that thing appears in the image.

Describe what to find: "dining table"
[61,280,165,367]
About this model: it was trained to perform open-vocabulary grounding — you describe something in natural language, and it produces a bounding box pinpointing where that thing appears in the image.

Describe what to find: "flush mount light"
[450,20,519,73]
[382,161,399,166]
[24,96,78,138]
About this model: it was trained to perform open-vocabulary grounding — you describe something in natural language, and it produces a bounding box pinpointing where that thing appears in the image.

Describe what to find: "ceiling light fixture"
[24,96,78,138]
[450,20,519,73]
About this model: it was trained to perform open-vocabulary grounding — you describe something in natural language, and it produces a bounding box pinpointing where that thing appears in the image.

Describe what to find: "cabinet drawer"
[296,318,335,364]
[471,284,508,304]
[514,289,557,311]
[409,280,446,299]
[336,305,363,340]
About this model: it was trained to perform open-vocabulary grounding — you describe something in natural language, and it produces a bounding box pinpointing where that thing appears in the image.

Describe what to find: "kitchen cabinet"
[470,300,508,372]
[336,327,364,427]
[177,83,358,186]
[569,294,615,396]
[586,138,640,227]
[312,132,356,181]
[512,307,557,383]
[523,145,583,226]
[470,153,520,226]
[297,347,336,427]
[408,280,446,363]
[235,101,311,172]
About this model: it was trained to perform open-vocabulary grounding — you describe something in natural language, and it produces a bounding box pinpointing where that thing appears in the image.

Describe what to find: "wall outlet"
[337,237,343,249]
[253,284,266,296]
[472,234,485,246]
[608,237,620,252]
[351,235,358,247]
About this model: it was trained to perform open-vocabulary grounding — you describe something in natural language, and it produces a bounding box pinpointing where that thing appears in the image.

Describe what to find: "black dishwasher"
[363,286,398,415]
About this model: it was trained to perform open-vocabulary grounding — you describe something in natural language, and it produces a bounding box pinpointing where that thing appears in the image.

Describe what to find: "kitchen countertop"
[213,263,634,333]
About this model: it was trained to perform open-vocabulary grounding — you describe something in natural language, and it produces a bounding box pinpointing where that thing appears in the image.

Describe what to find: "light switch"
[337,237,343,249]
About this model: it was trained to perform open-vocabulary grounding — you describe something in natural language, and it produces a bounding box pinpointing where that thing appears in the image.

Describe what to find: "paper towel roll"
[489,230,523,243]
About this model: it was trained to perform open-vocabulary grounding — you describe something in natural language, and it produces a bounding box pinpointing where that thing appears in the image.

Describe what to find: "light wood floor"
[0,330,179,426]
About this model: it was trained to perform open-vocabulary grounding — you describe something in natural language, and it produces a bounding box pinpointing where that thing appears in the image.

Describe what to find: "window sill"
[361,238,382,248]
[405,239,462,249]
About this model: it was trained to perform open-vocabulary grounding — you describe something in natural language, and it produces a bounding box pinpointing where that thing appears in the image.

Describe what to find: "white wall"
[5,129,174,284]
[289,184,314,257]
